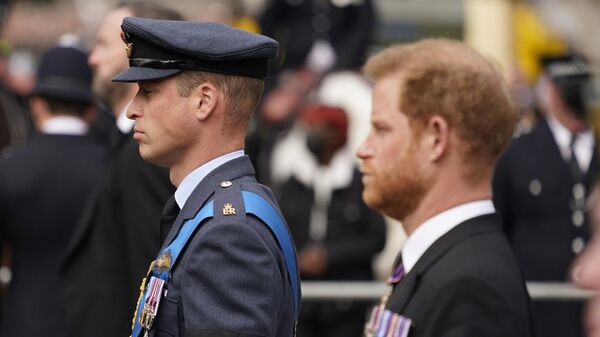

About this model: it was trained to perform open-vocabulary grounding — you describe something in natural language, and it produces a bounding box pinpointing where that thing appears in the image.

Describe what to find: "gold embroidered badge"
[121,31,134,58]
[223,203,236,216]
[155,251,172,271]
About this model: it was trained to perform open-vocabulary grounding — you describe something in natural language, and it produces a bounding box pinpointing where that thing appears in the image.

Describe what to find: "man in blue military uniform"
[493,54,596,337]
[112,17,300,337]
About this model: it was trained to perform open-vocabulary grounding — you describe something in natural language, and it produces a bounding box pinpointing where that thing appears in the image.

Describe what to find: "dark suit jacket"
[386,214,533,337]
[61,135,174,337]
[493,119,596,337]
[150,156,298,337]
[0,133,106,337]
[259,0,374,74]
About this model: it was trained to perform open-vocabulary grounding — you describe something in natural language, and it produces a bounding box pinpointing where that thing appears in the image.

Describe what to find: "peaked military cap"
[112,17,279,82]
[542,54,591,80]
[542,54,592,118]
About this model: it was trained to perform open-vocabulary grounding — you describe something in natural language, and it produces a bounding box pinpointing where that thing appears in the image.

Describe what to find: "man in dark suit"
[112,18,299,337]
[60,4,182,337]
[0,46,105,337]
[356,38,534,337]
[493,54,595,337]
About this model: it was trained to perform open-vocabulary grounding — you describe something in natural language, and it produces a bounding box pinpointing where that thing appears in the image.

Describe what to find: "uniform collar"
[546,115,594,172]
[174,150,245,209]
[401,200,495,274]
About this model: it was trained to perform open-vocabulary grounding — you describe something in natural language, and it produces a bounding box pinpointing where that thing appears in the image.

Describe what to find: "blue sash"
[132,191,300,337]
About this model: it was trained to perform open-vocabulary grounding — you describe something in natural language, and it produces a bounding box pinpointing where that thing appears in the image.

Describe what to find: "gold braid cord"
[130,260,156,336]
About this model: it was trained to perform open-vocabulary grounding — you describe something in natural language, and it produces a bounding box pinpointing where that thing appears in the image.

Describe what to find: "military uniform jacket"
[493,119,597,280]
[149,156,297,337]
[385,214,533,337]
[492,119,597,337]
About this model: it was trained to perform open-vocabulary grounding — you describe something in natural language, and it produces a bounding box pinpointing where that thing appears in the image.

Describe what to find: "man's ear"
[29,96,50,129]
[194,82,219,121]
[423,115,449,162]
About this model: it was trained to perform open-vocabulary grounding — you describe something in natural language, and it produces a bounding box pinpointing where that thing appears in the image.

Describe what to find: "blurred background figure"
[60,3,181,337]
[271,104,386,337]
[0,42,31,152]
[0,45,105,337]
[493,53,595,337]
[248,0,375,184]
[0,0,31,152]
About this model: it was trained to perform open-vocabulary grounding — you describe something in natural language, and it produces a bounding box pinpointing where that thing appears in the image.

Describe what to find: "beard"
[362,145,429,221]
[92,78,128,111]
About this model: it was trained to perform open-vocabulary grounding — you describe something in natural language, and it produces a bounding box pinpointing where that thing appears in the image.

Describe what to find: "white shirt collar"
[116,101,134,134]
[401,200,495,273]
[174,150,245,209]
[41,116,88,135]
[546,114,594,172]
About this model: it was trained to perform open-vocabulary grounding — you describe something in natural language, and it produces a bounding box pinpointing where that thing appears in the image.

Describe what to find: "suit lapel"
[388,214,502,313]
[160,156,255,250]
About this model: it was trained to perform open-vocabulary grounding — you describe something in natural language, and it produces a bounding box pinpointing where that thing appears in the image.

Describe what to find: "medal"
[364,263,410,337]
[139,276,166,333]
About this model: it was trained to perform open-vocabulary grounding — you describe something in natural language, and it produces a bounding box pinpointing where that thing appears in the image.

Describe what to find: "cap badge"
[120,31,134,58]
[223,203,236,216]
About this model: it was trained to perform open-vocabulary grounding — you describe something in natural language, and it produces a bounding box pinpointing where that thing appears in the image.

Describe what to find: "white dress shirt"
[547,114,594,173]
[401,200,496,274]
[41,116,88,135]
[174,150,245,209]
[116,102,134,134]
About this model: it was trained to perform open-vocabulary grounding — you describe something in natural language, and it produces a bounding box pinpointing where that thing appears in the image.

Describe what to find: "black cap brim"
[32,83,93,105]
[112,67,183,82]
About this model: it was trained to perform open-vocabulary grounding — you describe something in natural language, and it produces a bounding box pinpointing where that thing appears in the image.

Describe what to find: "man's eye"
[373,124,388,133]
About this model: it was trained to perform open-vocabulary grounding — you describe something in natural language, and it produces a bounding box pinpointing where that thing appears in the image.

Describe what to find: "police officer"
[493,54,596,337]
[0,45,105,337]
[112,18,300,337]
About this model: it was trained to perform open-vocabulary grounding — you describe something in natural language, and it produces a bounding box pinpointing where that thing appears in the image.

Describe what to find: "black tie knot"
[160,196,180,244]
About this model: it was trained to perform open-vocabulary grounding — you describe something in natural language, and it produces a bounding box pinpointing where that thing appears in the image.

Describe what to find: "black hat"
[112,17,279,82]
[542,54,592,119]
[542,54,591,81]
[31,46,93,104]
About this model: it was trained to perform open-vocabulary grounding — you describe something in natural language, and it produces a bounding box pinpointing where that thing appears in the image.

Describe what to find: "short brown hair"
[364,38,516,183]
[176,71,264,132]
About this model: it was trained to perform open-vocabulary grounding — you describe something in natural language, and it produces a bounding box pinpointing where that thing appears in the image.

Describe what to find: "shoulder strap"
[132,200,214,337]
[242,190,301,320]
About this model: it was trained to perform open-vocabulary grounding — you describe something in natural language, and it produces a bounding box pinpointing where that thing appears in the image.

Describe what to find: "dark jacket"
[259,0,374,73]
[61,135,174,337]
[385,214,533,337]
[493,119,597,337]
[0,133,106,337]
[149,156,297,337]
[279,169,385,280]
[278,168,385,337]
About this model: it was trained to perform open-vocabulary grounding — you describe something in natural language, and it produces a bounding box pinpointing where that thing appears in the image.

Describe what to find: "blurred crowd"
[0,0,599,337]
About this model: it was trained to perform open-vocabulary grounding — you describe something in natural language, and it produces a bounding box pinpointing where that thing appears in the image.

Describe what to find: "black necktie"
[160,196,180,245]
[569,133,583,183]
